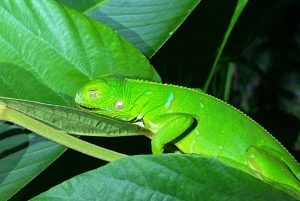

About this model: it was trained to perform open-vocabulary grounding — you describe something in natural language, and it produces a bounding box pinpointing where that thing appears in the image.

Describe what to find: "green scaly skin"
[75,74,300,198]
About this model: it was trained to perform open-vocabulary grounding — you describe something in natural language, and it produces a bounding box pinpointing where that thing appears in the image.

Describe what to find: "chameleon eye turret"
[114,100,124,110]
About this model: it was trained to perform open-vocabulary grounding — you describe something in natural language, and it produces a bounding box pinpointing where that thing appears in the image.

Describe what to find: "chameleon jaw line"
[76,103,98,111]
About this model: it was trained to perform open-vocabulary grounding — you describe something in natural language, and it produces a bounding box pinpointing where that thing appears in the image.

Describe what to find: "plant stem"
[0,104,127,162]
[224,62,234,102]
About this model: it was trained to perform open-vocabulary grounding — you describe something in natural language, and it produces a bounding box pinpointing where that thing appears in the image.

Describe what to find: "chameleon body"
[75,74,300,196]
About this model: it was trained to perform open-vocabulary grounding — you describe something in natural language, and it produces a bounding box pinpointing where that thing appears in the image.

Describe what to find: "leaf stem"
[224,62,234,102]
[0,104,127,162]
[203,0,248,92]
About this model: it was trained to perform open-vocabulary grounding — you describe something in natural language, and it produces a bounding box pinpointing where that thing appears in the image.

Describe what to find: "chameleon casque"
[75,74,300,197]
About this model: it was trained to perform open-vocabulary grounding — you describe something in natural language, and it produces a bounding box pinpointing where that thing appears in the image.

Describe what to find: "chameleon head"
[75,74,133,121]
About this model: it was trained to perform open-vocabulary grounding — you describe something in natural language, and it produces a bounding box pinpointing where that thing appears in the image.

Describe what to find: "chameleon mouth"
[76,103,99,111]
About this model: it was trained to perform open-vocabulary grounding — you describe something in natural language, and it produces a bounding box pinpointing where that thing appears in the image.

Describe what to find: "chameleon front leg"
[144,113,195,154]
[246,146,300,196]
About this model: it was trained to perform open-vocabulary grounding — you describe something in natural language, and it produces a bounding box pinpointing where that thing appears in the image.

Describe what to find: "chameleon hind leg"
[145,113,194,154]
[246,146,300,197]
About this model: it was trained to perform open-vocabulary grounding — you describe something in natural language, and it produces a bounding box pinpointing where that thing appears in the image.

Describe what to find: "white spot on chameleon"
[218,145,224,150]
[190,139,196,153]
[249,153,255,159]
[199,102,205,109]
[195,129,200,136]
[165,92,174,109]
[136,114,143,121]
[146,91,152,95]
[148,121,160,132]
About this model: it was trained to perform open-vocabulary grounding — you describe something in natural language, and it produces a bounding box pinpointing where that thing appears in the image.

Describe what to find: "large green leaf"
[56,0,201,57]
[56,0,108,13]
[0,0,159,200]
[0,122,64,201]
[31,154,297,201]
[87,0,201,57]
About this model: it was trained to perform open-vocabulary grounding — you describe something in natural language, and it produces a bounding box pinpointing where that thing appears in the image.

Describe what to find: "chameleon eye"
[88,89,99,100]
[114,100,124,110]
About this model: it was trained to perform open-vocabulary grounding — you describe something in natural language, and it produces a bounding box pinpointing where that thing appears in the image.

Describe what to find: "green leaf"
[31,154,297,201]
[56,0,201,57]
[0,0,159,105]
[0,103,128,162]
[203,0,248,91]
[0,97,150,137]
[0,122,63,201]
[0,96,152,161]
[0,0,159,199]
[55,0,109,13]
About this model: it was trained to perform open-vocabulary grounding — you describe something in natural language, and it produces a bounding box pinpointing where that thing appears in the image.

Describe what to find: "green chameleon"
[75,74,300,197]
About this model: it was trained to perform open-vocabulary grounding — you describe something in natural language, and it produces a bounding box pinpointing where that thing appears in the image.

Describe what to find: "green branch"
[0,104,127,162]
